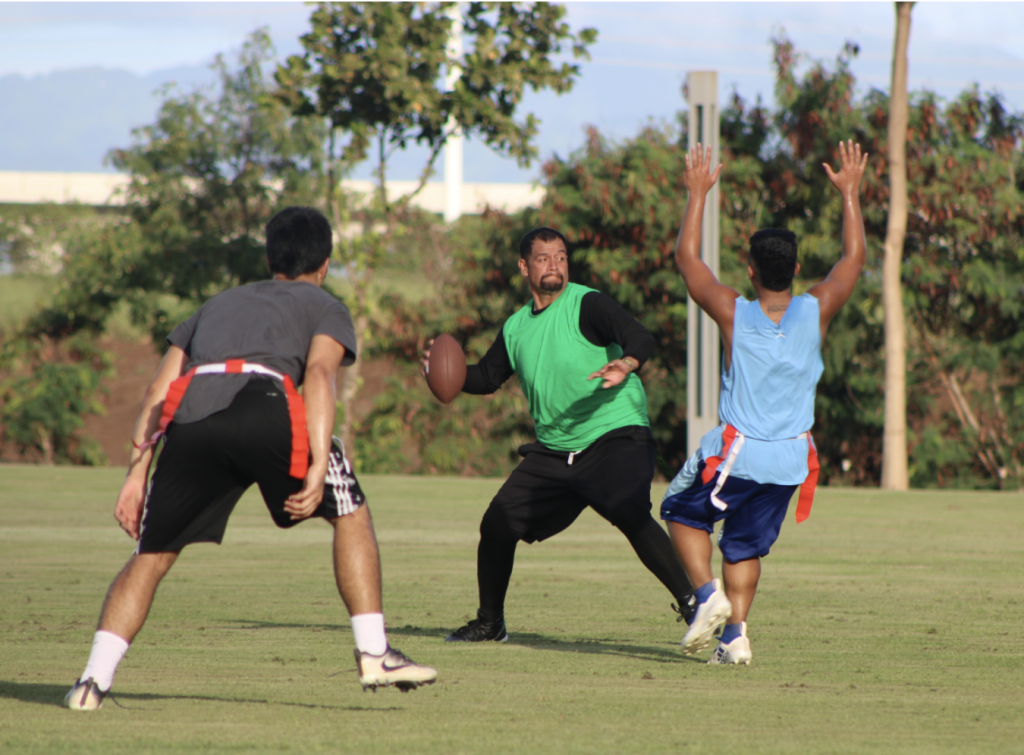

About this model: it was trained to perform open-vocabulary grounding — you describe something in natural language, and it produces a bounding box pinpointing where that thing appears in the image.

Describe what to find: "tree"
[366,32,1024,490]
[882,86,1024,488]
[24,29,325,345]
[337,212,534,476]
[0,204,113,276]
[276,2,595,215]
[882,1,913,489]
[0,337,110,465]
[275,2,595,452]
[2,31,329,467]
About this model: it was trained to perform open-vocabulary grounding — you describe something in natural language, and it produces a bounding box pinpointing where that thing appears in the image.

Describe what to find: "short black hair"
[749,229,798,292]
[519,227,568,259]
[266,206,333,279]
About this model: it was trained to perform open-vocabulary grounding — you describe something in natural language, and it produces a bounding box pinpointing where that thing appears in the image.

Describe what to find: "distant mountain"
[0,65,214,173]
[0,64,539,182]
[0,64,550,183]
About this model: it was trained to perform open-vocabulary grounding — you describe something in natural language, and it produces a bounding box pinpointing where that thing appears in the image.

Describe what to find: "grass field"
[1,466,1022,754]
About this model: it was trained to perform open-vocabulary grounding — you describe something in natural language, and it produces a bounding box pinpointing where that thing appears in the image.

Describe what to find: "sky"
[1,1,1022,182]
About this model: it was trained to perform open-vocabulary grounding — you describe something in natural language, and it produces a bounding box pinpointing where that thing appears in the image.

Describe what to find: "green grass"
[0,274,52,331]
[1,467,1022,754]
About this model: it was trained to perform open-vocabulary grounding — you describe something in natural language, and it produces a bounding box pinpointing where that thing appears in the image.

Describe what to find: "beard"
[539,273,565,292]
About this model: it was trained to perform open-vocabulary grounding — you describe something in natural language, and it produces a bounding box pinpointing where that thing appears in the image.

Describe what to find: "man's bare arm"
[807,140,869,335]
[114,345,190,539]
[284,334,346,520]
[675,144,740,332]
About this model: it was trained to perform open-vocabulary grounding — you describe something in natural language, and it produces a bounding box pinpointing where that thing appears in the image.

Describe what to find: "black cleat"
[671,594,697,626]
[445,611,509,643]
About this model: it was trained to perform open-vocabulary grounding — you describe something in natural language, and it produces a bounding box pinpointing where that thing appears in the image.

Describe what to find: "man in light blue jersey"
[661,140,868,664]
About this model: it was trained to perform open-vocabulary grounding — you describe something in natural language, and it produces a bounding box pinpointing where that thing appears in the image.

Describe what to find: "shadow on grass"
[222,618,448,641]
[498,632,702,665]
[386,625,703,665]
[220,619,702,665]
[223,619,352,633]
[0,680,405,712]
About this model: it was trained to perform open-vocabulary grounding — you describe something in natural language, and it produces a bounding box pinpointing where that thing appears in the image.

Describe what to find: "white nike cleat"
[64,677,108,710]
[708,622,752,665]
[680,579,732,655]
[354,646,437,692]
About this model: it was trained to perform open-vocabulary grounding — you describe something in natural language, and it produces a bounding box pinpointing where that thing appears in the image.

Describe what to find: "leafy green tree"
[710,34,1024,489]
[0,337,111,465]
[877,87,1024,488]
[352,211,534,475]
[25,30,325,345]
[368,34,1024,490]
[3,31,329,468]
[275,1,595,213]
[0,204,114,276]
[275,2,595,452]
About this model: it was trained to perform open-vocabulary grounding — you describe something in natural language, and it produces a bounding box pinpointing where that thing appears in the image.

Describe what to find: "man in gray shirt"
[65,207,436,710]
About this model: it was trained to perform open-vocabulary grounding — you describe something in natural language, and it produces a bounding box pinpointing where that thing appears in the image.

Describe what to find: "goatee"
[540,275,564,292]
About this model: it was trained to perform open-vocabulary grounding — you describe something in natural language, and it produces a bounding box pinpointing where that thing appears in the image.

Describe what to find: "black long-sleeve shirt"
[463,291,654,395]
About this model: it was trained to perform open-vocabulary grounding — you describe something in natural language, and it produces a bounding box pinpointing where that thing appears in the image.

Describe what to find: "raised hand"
[808,139,869,334]
[823,140,868,196]
[684,143,722,197]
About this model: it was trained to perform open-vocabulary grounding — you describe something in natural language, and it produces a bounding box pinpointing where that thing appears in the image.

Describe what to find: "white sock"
[350,613,387,655]
[80,630,130,692]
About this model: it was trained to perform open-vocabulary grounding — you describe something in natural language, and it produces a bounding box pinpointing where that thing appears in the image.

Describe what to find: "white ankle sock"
[350,613,387,655]
[81,630,130,692]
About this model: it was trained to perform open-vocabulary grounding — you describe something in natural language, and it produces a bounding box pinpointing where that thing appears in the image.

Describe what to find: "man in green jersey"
[429,227,696,642]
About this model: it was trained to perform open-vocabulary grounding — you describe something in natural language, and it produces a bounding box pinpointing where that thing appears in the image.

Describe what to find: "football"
[425,334,467,404]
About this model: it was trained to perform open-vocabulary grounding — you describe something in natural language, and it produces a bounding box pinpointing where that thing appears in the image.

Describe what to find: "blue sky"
[1,2,1021,181]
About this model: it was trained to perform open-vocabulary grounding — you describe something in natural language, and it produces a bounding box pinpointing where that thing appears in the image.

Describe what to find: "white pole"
[443,3,463,224]
[686,71,721,455]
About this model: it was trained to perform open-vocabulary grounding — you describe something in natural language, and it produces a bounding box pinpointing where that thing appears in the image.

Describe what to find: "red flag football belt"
[134,359,309,479]
[699,423,820,523]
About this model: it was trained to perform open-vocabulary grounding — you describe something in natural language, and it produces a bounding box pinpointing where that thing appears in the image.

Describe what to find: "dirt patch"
[81,336,164,466]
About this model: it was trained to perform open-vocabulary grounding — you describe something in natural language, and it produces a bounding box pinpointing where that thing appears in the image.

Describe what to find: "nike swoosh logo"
[381,661,408,672]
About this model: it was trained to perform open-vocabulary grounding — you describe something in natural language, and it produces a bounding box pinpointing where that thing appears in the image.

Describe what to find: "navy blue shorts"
[660,462,797,563]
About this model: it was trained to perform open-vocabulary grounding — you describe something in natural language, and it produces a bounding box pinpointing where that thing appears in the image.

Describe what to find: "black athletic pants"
[474,426,694,622]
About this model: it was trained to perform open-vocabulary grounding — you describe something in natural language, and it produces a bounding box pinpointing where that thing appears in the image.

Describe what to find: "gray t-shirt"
[166,279,357,424]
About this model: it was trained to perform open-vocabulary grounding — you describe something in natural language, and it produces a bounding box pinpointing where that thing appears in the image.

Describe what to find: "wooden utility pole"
[882,1,913,489]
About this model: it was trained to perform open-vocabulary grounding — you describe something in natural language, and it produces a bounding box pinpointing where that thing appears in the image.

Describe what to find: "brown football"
[426,334,467,404]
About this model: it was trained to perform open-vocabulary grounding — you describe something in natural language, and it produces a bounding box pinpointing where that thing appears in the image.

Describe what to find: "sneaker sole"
[680,603,732,655]
[361,678,437,693]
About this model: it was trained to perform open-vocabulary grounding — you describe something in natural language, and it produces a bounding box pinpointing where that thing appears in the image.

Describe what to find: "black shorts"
[483,426,655,543]
[137,378,365,553]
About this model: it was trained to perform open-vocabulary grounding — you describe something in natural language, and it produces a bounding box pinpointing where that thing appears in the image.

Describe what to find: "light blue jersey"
[721,294,822,441]
[666,294,823,497]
